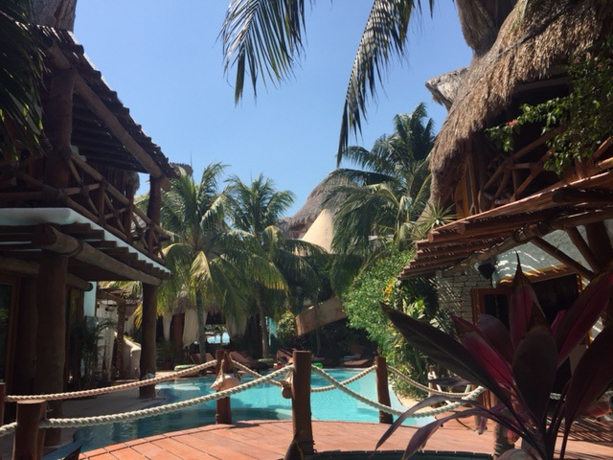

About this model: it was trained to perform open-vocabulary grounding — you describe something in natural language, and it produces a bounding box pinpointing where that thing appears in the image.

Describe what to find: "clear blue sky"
[74,1,472,216]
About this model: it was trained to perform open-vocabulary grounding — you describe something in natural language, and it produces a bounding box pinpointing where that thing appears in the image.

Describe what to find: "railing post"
[292,350,314,455]
[215,350,231,424]
[13,400,46,460]
[375,356,393,424]
[0,382,4,455]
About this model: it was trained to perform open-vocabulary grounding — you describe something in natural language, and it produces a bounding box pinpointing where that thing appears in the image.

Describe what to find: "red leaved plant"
[378,264,613,459]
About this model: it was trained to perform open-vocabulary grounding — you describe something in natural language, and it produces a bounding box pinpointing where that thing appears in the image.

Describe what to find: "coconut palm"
[161,164,286,362]
[226,174,324,358]
[0,0,43,158]
[221,0,516,159]
[328,105,435,259]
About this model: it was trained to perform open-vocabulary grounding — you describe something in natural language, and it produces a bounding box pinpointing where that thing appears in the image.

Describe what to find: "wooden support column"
[291,350,314,456]
[43,69,76,191]
[114,303,127,380]
[12,400,46,460]
[146,176,162,254]
[215,350,232,424]
[375,356,393,424]
[12,277,38,396]
[139,284,158,398]
[33,253,68,446]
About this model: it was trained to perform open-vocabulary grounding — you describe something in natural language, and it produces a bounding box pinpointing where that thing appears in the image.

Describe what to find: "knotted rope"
[6,360,218,402]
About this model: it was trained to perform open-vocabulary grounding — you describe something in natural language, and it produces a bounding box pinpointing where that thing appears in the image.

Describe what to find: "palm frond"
[337,0,431,162]
[221,0,309,103]
[0,0,44,157]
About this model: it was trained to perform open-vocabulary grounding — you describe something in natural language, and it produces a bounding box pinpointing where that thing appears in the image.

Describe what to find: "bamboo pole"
[291,351,314,455]
[375,357,393,424]
[215,350,232,424]
[12,400,45,460]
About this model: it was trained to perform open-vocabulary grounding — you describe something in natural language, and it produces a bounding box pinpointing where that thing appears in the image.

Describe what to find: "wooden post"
[291,350,314,455]
[114,303,127,380]
[146,176,162,254]
[12,400,45,460]
[375,356,393,424]
[139,284,157,398]
[215,350,231,424]
[0,382,5,426]
[34,253,68,446]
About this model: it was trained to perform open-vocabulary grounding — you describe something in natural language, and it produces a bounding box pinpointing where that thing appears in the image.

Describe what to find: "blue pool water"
[69,369,424,453]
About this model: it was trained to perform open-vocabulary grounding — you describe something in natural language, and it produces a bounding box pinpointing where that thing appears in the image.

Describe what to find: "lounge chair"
[229,351,269,371]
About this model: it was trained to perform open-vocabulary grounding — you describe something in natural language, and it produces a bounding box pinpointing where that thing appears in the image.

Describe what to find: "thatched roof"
[281,173,351,231]
[429,0,613,206]
[425,68,468,110]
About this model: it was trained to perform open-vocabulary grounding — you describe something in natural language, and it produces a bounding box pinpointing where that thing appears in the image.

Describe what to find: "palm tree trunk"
[195,290,207,363]
[257,288,270,358]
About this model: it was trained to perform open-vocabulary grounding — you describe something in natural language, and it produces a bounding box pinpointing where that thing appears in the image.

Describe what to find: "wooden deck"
[78,419,613,459]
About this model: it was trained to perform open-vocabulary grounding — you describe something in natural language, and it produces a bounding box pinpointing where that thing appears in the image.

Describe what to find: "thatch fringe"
[430,0,613,205]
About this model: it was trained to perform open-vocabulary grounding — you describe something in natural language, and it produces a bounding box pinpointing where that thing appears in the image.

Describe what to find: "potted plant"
[378,263,613,459]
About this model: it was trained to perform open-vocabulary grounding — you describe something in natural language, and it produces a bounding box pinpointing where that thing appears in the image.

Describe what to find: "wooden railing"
[466,130,613,217]
[0,152,168,263]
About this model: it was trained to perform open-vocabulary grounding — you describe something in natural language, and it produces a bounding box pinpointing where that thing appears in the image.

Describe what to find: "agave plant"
[379,263,613,459]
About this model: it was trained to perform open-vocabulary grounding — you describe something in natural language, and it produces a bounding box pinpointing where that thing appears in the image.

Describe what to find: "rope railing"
[5,360,218,402]
[0,422,16,438]
[310,365,486,418]
[386,365,473,398]
[38,365,294,429]
[231,360,376,393]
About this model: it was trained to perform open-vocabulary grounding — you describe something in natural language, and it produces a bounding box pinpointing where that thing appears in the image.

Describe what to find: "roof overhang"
[401,167,613,279]
[0,208,170,285]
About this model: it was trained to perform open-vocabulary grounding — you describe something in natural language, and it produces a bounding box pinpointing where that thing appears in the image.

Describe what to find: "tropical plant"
[226,174,325,358]
[72,318,116,388]
[160,164,276,362]
[221,1,515,160]
[379,263,613,459]
[0,0,44,158]
[341,247,450,398]
[323,106,435,294]
[486,38,613,174]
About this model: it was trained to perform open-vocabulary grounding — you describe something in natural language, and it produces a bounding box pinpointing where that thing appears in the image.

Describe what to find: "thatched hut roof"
[281,173,351,231]
[425,68,467,110]
[429,0,613,206]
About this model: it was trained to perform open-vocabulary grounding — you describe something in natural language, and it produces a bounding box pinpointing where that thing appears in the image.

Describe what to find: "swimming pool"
[70,369,425,453]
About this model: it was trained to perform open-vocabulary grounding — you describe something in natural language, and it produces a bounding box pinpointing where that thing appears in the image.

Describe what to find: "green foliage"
[72,318,116,386]
[341,248,451,398]
[327,105,435,294]
[275,309,297,348]
[0,0,44,158]
[487,38,613,174]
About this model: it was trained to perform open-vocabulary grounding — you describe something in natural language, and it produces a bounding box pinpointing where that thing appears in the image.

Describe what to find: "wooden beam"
[0,255,91,290]
[565,227,602,273]
[552,188,613,205]
[32,225,162,286]
[531,237,595,281]
[47,44,168,184]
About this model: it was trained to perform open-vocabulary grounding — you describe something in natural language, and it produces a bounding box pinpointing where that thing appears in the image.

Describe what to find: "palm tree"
[226,174,324,358]
[0,0,43,158]
[328,104,434,259]
[221,0,516,159]
[161,164,284,362]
